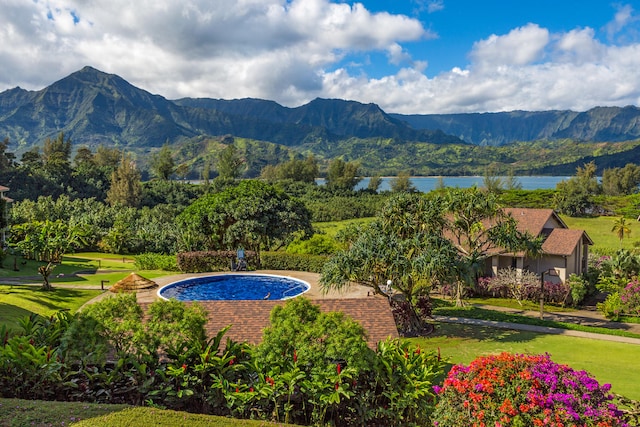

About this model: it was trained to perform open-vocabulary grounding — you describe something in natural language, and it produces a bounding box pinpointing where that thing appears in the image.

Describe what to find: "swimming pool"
[157,273,310,301]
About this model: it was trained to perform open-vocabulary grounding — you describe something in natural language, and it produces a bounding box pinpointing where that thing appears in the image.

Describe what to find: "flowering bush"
[620,280,640,317]
[475,271,571,306]
[433,352,627,427]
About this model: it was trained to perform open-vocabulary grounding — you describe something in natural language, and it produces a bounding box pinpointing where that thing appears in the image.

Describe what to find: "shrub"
[285,234,341,255]
[134,253,179,271]
[433,352,627,427]
[599,292,624,321]
[176,250,258,273]
[260,251,328,273]
[620,280,640,317]
[567,273,589,307]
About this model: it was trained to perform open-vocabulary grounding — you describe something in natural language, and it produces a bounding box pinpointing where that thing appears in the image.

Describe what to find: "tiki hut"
[110,272,158,293]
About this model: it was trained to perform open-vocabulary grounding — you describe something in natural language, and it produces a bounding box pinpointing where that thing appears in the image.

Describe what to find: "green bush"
[260,251,328,273]
[285,234,341,255]
[567,273,589,307]
[598,292,623,321]
[134,253,179,271]
[176,250,258,273]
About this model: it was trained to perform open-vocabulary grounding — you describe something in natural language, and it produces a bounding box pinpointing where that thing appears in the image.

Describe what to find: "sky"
[1,0,640,114]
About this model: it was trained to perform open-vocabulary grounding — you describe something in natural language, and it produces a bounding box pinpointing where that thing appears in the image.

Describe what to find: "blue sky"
[1,0,639,114]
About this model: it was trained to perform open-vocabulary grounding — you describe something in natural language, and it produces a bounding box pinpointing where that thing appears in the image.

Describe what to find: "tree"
[602,164,640,196]
[10,219,90,290]
[389,171,416,193]
[262,155,319,183]
[325,158,361,192]
[42,132,72,181]
[321,193,459,331]
[106,154,142,207]
[612,217,631,247]
[149,143,175,180]
[554,162,601,216]
[367,174,382,192]
[177,180,313,254]
[482,165,504,193]
[216,143,244,180]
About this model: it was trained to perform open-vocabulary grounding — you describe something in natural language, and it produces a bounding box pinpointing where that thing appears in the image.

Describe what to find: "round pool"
[157,273,310,301]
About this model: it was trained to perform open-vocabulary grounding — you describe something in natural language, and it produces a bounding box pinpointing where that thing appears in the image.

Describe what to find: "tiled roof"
[140,296,398,349]
[542,228,588,256]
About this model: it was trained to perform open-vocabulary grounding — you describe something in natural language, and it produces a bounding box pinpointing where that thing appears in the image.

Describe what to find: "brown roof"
[111,273,158,293]
[542,228,590,256]
[502,208,565,235]
[140,296,398,349]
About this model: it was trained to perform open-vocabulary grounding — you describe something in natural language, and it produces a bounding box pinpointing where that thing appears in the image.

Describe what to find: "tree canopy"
[177,180,313,253]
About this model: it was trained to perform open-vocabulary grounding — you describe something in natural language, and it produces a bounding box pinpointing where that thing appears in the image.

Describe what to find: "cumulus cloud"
[1,0,640,114]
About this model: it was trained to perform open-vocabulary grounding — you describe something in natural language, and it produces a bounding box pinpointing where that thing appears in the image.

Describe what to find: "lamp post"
[539,268,558,320]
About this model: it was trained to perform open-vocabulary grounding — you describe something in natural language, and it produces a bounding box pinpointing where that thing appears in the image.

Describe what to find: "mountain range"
[2,66,640,175]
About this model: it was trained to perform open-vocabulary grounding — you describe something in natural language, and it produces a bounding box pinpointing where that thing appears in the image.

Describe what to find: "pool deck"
[135,270,372,303]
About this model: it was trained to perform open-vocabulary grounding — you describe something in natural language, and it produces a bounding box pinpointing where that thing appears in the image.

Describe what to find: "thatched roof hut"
[110,272,158,293]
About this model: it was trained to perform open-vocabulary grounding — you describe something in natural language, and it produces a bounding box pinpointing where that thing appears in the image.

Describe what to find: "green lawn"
[0,398,298,427]
[313,217,373,238]
[410,322,640,400]
[0,285,102,329]
[561,214,640,253]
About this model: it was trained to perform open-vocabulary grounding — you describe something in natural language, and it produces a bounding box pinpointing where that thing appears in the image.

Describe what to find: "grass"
[313,217,373,238]
[0,398,297,427]
[0,285,102,329]
[433,302,640,339]
[561,214,640,253]
[410,322,640,400]
[0,252,177,330]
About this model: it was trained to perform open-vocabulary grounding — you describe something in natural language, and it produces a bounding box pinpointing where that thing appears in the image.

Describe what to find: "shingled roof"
[542,228,591,256]
[139,296,398,349]
[502,208,567,235]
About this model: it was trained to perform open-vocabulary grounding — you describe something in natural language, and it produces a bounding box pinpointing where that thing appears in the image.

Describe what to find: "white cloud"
[1,0,640,115]
[470,24,550,67]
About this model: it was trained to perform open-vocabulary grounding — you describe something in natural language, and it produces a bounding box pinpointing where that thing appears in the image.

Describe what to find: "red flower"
[235,387,239,393]
[293,350,297,363]
[336,363,341,374]
[415,345,421,355]
[181,363,187,370]
[229,357,235,366]
[335,382,339,390]
[249,387,254,392]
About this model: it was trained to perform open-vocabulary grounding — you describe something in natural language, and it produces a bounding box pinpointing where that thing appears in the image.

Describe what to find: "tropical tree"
[321,193,459,330]
[389,171,416,193]
[612,216,631,247]
[325,158,361,191]
[177,180,313,254]
[106,154,142,207]
[149,143,175,180]
[216,143,245,180]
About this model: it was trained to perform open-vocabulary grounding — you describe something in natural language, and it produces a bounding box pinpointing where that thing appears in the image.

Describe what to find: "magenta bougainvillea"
[433,352,627,427]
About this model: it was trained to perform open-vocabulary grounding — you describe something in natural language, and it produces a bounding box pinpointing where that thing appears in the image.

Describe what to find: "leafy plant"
[433,352,627,427]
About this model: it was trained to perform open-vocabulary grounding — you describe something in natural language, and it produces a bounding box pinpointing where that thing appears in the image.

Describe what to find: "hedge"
[176,250,258,273]
[260,251,329,273]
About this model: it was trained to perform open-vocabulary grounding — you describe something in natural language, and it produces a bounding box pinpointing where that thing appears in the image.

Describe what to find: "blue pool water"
[158,274,310,301]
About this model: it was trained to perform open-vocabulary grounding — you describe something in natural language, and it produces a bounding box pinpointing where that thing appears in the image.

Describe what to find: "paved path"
[435,303,640,345]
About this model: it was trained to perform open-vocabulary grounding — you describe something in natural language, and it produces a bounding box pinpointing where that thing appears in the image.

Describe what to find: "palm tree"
[612,217,631,247]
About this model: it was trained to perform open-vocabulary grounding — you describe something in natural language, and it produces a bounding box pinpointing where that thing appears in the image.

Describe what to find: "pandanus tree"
[321,193,459,331]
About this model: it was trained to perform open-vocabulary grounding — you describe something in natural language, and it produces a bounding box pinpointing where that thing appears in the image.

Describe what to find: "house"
[486,208,593,283]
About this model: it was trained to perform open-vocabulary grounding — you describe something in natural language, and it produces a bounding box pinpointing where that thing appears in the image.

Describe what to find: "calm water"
[158,274,310,301]
[316,176,570,192]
